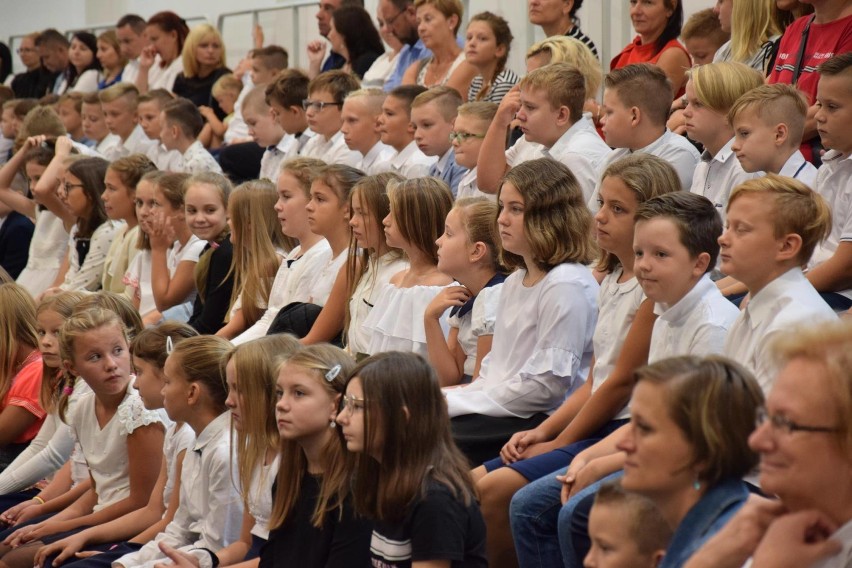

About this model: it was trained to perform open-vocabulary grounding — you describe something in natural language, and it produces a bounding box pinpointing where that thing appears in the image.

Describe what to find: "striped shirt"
[566,25,599,58]
[468,68,520,103]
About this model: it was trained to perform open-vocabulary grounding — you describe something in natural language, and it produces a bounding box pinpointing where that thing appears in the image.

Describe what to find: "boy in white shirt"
[99,82,155,160]
[477,62,610,201]
[137,89,183,171]
[590,64,701,209]
[809,53,852,312]
[633,191,739,361]
[265,69,315,161]
[720,175,837,394]
[80,93,121,159]
[411,86,468,196]
[375,85,436,177]
[224,45,289,145]
[729,83,817,187]
[299,70,362,167]
[242,86,289,182]
[340,88,394,175]
[160,98,222,175]
[453,101,498,200]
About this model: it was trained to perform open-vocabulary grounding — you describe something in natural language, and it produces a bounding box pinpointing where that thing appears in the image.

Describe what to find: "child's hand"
[2,519,42,547]
[500,428,546,464]
[155,542,202,568]
[198,106,216,121]
[34,532,87,567]
[0,499,38,526]
[54,135,74,157]
[24,135,48,151]
[557,455,589,504]
[252,24,265,49]
[12,518,67,544]
[752,510,841,568]
[424,285,471,320]
[306,40,327,66]
[139,45,157,69]
[148,212,175,251]
[495,86,521,124]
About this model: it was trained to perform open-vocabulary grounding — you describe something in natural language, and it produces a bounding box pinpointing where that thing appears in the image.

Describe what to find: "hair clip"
[325,364,342,382]
[166,336,174,355]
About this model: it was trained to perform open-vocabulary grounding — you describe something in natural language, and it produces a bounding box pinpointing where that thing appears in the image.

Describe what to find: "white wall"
[3,0,715,75]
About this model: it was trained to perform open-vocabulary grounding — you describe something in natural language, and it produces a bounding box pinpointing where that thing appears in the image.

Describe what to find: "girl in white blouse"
[301,173,408,355]
[362,177,455,357]
[425,198,506,386]
[0,308,165,567]
[34,323,199,566]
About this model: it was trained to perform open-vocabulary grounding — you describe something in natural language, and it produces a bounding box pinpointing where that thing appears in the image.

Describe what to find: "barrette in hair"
[325,364,342,382]
[166,336,174,355]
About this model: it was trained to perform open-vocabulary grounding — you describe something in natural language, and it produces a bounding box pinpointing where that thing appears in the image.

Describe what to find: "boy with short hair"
[411,86,468,196]
[454,101,498,200]
[200,73,242,148]
[57,92,88,145]
[585,481,672,568]
[681,8,730,66]
[477,62,610,200]
[375,84,436,177]
[160,97,222,174]
[590,64,701,209]
[340,88,394,175]
[265,69,315,158]
[633,191,739,361]
[300,70,362,167]
[81,93,121,158]
[720,174,837,393]
[98,82,155,160]
[808,53,852,311]
[728,83,817,186]
[242,85,289,181]
[137,89,182,171]
[225,45,289,145]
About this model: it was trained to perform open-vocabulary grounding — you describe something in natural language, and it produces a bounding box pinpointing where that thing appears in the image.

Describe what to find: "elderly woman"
[685,321,852,568]
[611,0,690,96]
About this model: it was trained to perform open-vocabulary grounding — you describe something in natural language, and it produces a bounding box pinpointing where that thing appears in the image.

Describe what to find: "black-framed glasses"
[16,47,37,55]
[339,393,365,414]
[60,181,86,193]
[302,99,343,111]
[756,408,839,435]
[382,8,406,28]
[449,131,485,144]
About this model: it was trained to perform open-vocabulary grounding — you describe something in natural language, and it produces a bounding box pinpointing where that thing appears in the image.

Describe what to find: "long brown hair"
[36,291,86,412]
[0,283,39,403]
[269,345,355,529]
[388,177,454,265]
[345,352,476,522]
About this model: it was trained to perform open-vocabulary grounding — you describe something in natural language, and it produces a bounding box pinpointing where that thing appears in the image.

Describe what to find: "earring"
[329,419,337,429]
[693,479,701,491]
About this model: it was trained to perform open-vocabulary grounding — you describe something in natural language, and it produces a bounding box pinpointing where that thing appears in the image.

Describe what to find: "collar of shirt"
[392,140,421,168]
[778,150,809,179]
[821,149,852,164]
[122,124,150,149]
[547,114,597,157]
[362,141,393,168]
[268,133,296,154]
[700,137,736,165]
[630,128,670,154]
[184,140,205,159]
[193,411,231,454]
[654,273,715,321]
[745,267,807,330]
[433,147,454,177]
[450,273,506,318]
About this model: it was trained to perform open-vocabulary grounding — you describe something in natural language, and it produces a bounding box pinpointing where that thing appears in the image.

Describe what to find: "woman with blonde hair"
[96,30,128,89]
[173,24,231,122]
[525,36,603,117]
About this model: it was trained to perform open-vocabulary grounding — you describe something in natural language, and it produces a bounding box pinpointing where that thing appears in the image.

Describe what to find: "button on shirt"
[723,267,837,395]
[689,138,760,220]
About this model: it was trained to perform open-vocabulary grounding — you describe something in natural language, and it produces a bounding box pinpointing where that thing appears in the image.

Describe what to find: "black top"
[172,67,232,121]
[351,51,383,79]
[260,474,372,568]
[370,481,488,568]
[0,211,34,279]
[188,239,234,335]
[11,67,60,98]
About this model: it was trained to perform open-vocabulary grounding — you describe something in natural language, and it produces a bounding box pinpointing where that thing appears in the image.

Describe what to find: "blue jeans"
[510,471,622,568]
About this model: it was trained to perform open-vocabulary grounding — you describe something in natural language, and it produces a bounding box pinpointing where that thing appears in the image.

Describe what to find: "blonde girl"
[209,334,302,564]
[0,308,165,567]
[474,154,680,568]
[362,177,454,357]
[232,159,329,344]
[0,284,46,471]
[465,12,519,104]
[301,172,408,356]
[101,154,156,295]
[145,172,205,324]
[34,322,199,567]
[216,180,295,340]
[110,335,243,568]
[266,165,363,339]
[184,172,234,334]
[713,0,780,73]
[425,198,508,387]
[337,351,486,566]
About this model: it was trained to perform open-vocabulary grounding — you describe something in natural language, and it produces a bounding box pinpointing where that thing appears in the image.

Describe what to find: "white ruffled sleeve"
[470,283,503,337]
[117,392,167,436]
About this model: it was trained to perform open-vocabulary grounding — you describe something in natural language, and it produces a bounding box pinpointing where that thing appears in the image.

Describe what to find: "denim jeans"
[509,471,622,568]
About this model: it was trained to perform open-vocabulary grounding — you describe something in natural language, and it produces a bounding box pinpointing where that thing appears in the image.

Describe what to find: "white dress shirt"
[543,114,611,202]
[811,150,852,299]
[689,137,760,220]
[377,140,436,178]
[778,149,818,188]
[299,130,361,167]
[357,140,396,175]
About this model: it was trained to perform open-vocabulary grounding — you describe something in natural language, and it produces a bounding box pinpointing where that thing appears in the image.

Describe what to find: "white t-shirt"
[124,250,156,315]
[147,56,183,92]
[16,208,69,297]
[446,279,503,378]
[308,249,349,306]
[347,253,409,356]
[444,263,599,418]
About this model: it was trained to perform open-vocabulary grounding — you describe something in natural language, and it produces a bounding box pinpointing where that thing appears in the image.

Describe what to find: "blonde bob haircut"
[596,154,681,273]
[182,24,226,78]
[413,0,464,35]
[770,320,852,457]
[727,174,831,266]
[499,158,597,272]
[686,61,764,116]
[526,36,602,98]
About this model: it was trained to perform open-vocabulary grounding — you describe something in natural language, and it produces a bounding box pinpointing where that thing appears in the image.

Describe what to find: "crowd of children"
[0,1,852,567]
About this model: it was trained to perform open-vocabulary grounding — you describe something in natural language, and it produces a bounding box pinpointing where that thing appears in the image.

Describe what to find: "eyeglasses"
[381,8,406,28]
[449,131,485,144]
[16,47,37,55]
[756,408,839,436]
[339,393,365,414]
[60,181,86,193]
[302,99,343,112]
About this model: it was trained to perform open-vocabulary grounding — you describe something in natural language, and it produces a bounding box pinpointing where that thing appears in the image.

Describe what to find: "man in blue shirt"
[316,0,365,72]
[378,0,433,91]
